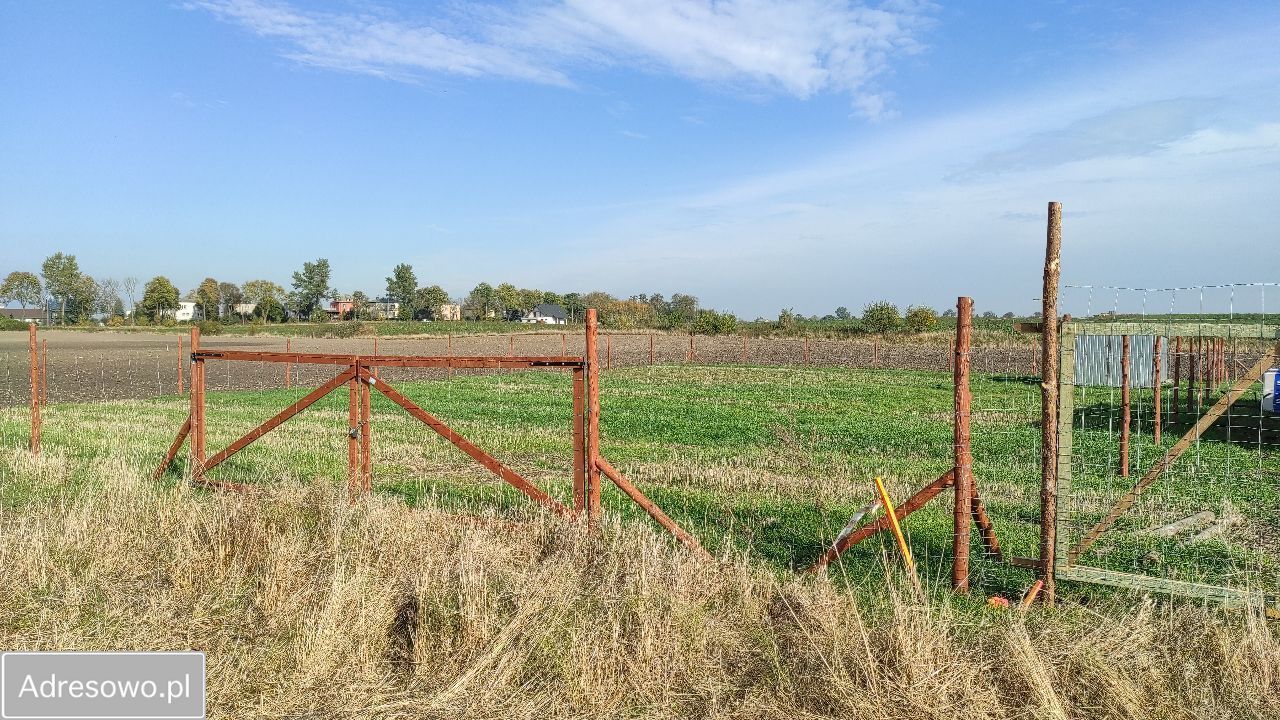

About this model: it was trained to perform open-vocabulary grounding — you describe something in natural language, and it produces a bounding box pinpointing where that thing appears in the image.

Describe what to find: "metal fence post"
[953,297,973,592]
[28,323,40,454]
[1039,200,1062,604]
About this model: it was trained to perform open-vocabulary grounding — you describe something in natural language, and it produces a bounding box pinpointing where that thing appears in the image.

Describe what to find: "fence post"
[562,333,567,355]
[348,358,360,502]
[585,310,602,528]
[1187,339,1198,417]
[688,333,695,363]
[285,338,292,389]
[447,334,454,379]
[1039,200,1062,604]
[509,334,515,357]
[649,334,655,364]
[953,296,973,592]
[1120,335,1131,477]
[28,323,39,454]
[804,337,811,365]
[191,326,205,477]
[1153,337,1162,443]
[606,334,612,369]
[1172,337,1181,423]
[177,336,184,395]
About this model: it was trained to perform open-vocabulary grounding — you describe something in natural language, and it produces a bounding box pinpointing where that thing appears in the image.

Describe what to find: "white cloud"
[190,0,932,117]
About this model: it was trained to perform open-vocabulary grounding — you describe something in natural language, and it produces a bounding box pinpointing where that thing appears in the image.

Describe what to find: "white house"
[520,303,568,325]
[173,302,201,322]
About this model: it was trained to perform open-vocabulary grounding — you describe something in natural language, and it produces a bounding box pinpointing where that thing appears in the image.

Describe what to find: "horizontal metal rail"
[192,350,584,368]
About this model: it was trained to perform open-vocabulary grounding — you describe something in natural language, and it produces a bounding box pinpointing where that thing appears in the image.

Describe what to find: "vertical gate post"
[572,367,586,516]
[953,296,974,592]
[348,359,360,501]
[586,309,602,527]
[1120,336,1131,477]
[1039,200,1062,603]
[191,326,205,476]
[1153,337,1162,443]
[28,323,40,454]
[361,363,372,494]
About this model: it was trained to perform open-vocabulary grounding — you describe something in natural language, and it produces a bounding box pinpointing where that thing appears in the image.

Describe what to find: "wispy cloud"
[617,129,648,139]
[189,0,933,118]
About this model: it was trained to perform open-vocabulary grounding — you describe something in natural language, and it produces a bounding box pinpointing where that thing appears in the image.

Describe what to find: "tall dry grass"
[1,448,1277,719]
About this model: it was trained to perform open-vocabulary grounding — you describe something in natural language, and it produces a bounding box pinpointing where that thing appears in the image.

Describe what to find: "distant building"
[173,302,201,322]
[371,298,401,320]
[436,303,461,321]
[520,303,568,325]
[2,307,45,324]
[326,297,354,319]
[233,302,257,317]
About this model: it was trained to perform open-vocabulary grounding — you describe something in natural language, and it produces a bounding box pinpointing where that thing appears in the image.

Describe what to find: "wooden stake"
[28,324,39,454]
[1039,201,1062,603]
[649,333,655,364]
[1120,335,1131,477]
[953,296,973,592]
[1153,336,1162,443]
[586,309,602,527]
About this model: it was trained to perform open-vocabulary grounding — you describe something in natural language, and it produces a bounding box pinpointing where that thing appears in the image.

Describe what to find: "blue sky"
[2,1,1278,318]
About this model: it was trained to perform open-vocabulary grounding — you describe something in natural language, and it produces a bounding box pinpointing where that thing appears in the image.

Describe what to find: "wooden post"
[190,326,205,476]
[1039,201,1062,603]
[508,334,515,357]
[285,338,292,390]
[348,360,360,501]
[361,366,372,493]
[606,334,612,369]
[572,367,586,517]
[1187,339,1198,417]
[1153,336,1162,444]
[1120,335,1131,477]
[688,333,695,363]
[586,309,602,527]
[953,296,974,592]
[28,324,39,454]
[177,336,184,395]
[40,339,48,405]
[562,333,567,355]
[649,333,655,364]
[1172,337,1181,423]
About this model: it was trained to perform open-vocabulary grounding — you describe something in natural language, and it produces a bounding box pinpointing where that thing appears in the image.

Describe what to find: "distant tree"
[121,276,139,323]
[111,297,126,318]
[65,274,99,323]
[777,308,797,331]
[541,291,564,308]
[350,290,371,320]
[834,306,851,320]
[517,288,544,315]
[904,305,939,333]
[1001,311,1015,319]
[194,278,220,320]
[242,280,286,323]
[385,264,417,318]
[942,308,957,318]
[414,285,450,320]
[41,252,81,324]
[0,271,42,308]
[581,290,615,311]
[139,276,180,322]
[861,301,901,333]
[495,283,520,319]
[562,293,585,323]
[668,293,698,327]
[218,282,243,319]
[96,278,121,320]
[981,311,998,319]
[694,309,738,335]
[290,258,331,320]
[463,282,500,320]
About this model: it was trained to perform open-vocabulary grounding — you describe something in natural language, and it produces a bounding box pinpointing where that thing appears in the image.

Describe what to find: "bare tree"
[122,276,139,325]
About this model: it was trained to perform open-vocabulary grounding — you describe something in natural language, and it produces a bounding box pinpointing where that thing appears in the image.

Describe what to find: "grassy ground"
[1,364,1277,717]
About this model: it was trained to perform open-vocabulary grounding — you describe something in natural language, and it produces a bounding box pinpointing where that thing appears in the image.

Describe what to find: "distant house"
[173,302,201,322]
[233,302,257,317]
[436,303,461,321]
[371,298,401,320]
[2,308,45,324]
[326,297,354,319]
[520,303,568,325]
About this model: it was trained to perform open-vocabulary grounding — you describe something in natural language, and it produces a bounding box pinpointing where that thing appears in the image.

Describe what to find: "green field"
[5,363,1274,603]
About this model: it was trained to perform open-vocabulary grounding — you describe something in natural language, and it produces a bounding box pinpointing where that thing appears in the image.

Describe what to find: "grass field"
[1,363,1278,717]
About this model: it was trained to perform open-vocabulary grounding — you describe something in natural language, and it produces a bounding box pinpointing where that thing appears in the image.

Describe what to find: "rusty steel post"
[508,334,514,357]
[586,309,602,527]
[953,297,973,592]
[649,333,655,364]
[1188,339,1199,417]
[177,336,184,394]
[447,334,453,378]
[40,338,47,405]
[28,324,39,454]
[285,338,292,389]
[191,326,205,476]
[361,366,372,493]
[1039,201,1062,603]
[572,367,586,517]
[348,359,360,501]
[1172,337,1181,423]
[606,334,612,370]
[1120,335,1131,477]
[688,333,695,363]
[804,337,811,365]
[1153,337,1162,443]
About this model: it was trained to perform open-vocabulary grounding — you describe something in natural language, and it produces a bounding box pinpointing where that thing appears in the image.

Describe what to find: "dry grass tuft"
[1,449,1277,719]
